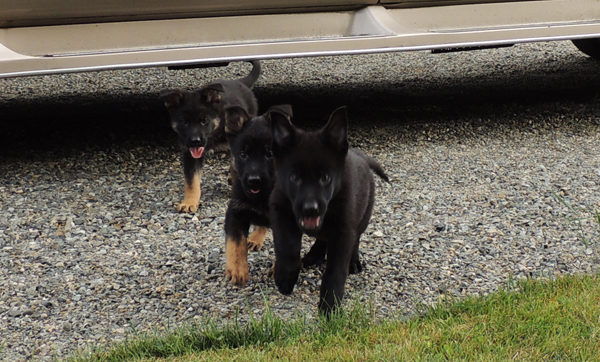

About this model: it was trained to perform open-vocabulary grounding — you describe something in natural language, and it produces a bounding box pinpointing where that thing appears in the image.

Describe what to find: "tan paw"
[248,226,268,251]
[178,171,202,213]
[226,265,249,287]
[177,201,198,213]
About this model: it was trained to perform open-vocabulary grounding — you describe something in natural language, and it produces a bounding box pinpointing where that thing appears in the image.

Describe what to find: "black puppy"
[223,104,293,286]
[269,106,389,315]
[160,60,261,213]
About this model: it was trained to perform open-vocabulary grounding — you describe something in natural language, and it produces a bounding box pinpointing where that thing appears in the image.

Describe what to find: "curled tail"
[367,157,390,182]
[240,60,262,88]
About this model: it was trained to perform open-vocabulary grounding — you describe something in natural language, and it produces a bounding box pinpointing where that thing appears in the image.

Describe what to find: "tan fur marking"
[248,226,268,251]
[212,117,220,131]
[210,94,221,106]
[225,236,249,286]
[177,170,202,213]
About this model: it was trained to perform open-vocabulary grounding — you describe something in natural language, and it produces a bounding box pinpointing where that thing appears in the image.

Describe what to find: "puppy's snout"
[190,136,203,145]
[302,201,319,215]
[247,175,261,186]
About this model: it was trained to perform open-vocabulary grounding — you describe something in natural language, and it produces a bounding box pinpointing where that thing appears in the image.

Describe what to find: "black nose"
[247,175,261,186]
[190,137,202,145]
[302,201,319,214]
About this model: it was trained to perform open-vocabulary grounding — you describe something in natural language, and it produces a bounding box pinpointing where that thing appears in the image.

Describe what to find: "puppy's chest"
[229,198,270,222]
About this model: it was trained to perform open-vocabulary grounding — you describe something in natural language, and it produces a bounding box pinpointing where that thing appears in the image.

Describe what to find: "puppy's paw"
[349,260,363,274]
[302,253,325,268]
[177,201,199,213]
[179,176,202,213]
[275,271,298,295]
[248,226,268,251]
[225,264,249,287]
[276,280,296,295]
[225,237,249,287]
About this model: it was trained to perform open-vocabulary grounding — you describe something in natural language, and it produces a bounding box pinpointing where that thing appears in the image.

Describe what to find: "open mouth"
[300,216,321,230]
[250,188,261,194]
[189,147,205,159]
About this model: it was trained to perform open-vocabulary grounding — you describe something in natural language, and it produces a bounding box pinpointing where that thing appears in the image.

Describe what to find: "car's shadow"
[1,55,599,159]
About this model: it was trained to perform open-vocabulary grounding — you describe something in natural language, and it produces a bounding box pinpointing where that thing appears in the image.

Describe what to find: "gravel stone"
[1,41,600,361]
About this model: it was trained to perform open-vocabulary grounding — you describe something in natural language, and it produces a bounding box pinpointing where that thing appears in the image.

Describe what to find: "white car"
[1,0,599,78]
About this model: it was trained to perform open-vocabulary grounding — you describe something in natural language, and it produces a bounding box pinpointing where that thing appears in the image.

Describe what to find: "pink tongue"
[190,147,204,159]
[250,189,260,194]
[303,216,320,229]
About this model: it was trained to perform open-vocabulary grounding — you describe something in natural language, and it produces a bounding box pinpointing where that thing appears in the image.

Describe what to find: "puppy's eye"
[265,149,273,159]
[290,174,300,183]
[239,151,248,160]
[200,117,210,125]
[182,119,190,126]
[320,174,331,185]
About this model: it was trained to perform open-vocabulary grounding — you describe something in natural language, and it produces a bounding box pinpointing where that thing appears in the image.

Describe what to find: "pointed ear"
[321,106,349,155]
[159,89,184,109]
[224,106,250,135]
[267,104,293,120]
[270,108,296,155]
[200,83,224,106]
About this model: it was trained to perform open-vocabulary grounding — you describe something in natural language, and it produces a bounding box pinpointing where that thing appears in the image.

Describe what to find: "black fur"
[269,106,389,315]
[160,60,261,212]
[223,104,292,286]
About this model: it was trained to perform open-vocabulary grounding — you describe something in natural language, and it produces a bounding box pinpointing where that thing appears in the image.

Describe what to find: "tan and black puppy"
[269,106,389,316]
[160,60,261,213]
[223,104,293,286]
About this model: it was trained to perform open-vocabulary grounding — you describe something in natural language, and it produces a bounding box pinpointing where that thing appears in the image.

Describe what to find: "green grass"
[66,274,600,362]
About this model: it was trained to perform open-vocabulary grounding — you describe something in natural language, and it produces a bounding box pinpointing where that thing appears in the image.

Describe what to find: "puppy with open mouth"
[269,106,389,316]
[160,60,261,213]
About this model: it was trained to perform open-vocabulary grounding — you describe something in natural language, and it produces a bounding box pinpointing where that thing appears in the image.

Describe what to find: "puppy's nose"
[247,175,261,186]
[190,136,202,144]
[302,201,319,214]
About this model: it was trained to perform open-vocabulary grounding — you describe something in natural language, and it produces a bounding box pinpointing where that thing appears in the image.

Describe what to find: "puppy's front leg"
[224,209,251,286]
[248,226,268,251]
[319,230,355,316]
[272,213,303,295]
[178,154,202,213]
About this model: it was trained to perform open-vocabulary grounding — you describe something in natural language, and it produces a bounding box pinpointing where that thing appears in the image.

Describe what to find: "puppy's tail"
[367,157,390,183]
[240,60,262,88]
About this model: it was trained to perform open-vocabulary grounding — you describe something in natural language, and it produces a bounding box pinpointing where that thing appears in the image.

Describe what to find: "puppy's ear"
[200,83,225,106]
[271,108,296,155]
[267,104,293,120]
[321,106,349,155]
[160,89,184,109]
[224,106,249,135]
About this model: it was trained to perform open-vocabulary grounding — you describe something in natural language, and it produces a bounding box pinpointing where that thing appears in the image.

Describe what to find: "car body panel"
[1,0,599,78]
[0,0,375,27]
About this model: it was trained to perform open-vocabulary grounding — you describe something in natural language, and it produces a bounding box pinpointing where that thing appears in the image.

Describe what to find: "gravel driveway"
[1,41,600,361]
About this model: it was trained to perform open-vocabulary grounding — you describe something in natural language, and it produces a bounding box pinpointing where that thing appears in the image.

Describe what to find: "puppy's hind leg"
[303,238,327,268]
[349,237,363,274]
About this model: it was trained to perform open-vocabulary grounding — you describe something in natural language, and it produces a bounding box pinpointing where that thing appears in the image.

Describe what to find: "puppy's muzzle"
[302,201,319,215]
[190,136,204,146]
[300,201,322,230]
[246,175,263,194]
